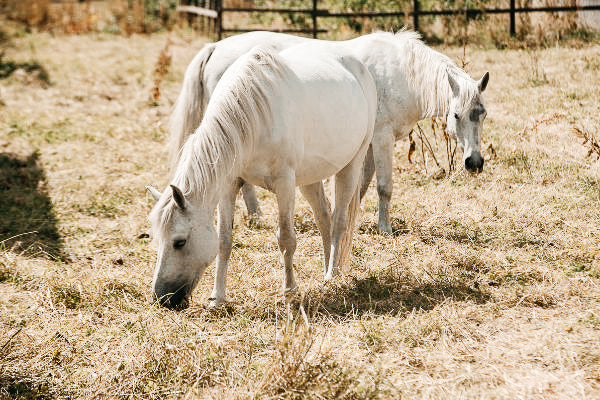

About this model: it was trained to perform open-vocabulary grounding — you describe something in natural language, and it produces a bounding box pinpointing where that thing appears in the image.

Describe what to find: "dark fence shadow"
[0,150,63,259]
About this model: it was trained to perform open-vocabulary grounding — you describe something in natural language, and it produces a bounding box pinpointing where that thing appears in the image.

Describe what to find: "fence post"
[509,0,516,36]
[312,0,318,38]
[216,0,222,40]
[413,0,419,31]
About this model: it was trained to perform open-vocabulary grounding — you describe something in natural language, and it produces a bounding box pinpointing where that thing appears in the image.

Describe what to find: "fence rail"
[178,0,600,40]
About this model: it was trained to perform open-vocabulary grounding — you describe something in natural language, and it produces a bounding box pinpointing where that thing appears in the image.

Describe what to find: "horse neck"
[171,120,247,206]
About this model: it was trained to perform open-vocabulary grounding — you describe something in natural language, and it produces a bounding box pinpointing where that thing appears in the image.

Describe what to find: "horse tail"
[168,43,216,175]
[336,55,375,272]
[338,175,362,272]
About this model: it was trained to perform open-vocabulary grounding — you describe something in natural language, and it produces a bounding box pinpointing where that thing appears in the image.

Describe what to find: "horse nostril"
[465,155,484,173]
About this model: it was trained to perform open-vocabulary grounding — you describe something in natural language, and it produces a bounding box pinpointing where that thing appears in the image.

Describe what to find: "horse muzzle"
[465,154,484,173]
[152,282,191,310]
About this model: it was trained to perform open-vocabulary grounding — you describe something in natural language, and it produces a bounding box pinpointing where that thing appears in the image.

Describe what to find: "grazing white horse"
[169,30,490,234]
[148,45,377,309]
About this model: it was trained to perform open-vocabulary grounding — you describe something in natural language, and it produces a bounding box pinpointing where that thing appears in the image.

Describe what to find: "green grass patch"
[0,56,50,83]
[576,176,600,201]
[8,118,73,145]
[504,151,531,171]
[51,284,84,309]
[73,193,132,219]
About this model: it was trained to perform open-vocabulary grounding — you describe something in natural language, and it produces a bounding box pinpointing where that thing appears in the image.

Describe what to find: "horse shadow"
[298,268,491,319]
[0,150,64,260]
[197,267,491,322]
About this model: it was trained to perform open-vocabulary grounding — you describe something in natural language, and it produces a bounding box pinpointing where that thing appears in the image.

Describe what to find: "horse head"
[446,71,489,173]
[146,185,219,309]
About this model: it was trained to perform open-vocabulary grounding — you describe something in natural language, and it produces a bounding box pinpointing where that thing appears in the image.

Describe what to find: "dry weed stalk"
[523,112,566,136]
[259,308,315,395]
[126,0,146,35]
[525,48,549,85]
[410,119,457,176]
[572,123,600,160]
[458,43,471,71]
[150,38,173,104]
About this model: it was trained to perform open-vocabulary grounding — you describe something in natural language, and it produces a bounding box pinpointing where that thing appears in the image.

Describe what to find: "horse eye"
[454,113,460,120]
[173,239,187,249]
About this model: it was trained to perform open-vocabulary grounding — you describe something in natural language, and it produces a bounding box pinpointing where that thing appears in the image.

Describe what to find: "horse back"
[270,47,377,182]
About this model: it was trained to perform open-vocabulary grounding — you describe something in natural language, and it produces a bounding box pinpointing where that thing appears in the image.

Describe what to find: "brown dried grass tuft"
[150,37,173,104]
[409,119,457,177]
[572,122,600,160]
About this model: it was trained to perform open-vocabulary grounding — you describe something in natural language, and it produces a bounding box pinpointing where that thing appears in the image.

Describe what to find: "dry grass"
[1,31,600,399]
[2,0,178,34]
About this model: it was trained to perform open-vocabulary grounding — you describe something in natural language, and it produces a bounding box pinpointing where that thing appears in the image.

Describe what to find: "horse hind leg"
[241,181,262,224]
[273,174,298,296]
[372,127,394,234]
[300,181,332,274]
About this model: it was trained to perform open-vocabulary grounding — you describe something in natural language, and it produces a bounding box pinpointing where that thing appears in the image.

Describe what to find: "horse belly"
[240,94,370,189]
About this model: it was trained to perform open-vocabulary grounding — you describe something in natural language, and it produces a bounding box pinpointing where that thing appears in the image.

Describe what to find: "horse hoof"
[247,213,262,228]
[283,286,299,301]
[283,285,298,295]
[324,269,338,282]
[209,298,227,308]
[378,224,392,235]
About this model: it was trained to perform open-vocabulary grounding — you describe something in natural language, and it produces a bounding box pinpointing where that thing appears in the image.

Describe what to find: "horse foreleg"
[241,181,262,224]
[373,127,394,234]
[359,144,375,201]
[300,182,332,274]
[209,178,244,307]
[274,175,298,296]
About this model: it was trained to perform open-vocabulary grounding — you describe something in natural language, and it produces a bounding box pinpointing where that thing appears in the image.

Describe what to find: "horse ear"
[447,73,460,97]
[146,186,162,201]
[478,71,489,92]
[170,184,186,210]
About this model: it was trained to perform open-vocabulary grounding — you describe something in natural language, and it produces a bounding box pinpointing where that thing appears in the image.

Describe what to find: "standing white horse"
[170,31,489,234]
[148,45,377,309]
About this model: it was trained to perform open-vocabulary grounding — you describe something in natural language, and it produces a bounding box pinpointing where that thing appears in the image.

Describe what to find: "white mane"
[152,47,284,228]
[376,30,480,118]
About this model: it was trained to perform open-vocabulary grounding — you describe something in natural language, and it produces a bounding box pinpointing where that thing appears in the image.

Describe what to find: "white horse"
[148,45,377,309]
[169,30,490,234]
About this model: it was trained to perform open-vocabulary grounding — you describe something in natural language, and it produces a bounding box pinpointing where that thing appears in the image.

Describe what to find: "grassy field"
[0,30,599,399]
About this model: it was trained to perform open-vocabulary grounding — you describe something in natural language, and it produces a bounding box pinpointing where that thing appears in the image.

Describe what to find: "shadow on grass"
[0,150,64,259]
[193,267,491,322]
[0,374,53,400]
[0,55,50,84]
[301,269,491,318]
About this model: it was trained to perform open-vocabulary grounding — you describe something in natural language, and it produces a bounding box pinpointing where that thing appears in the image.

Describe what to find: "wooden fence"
[178,0,600,40]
